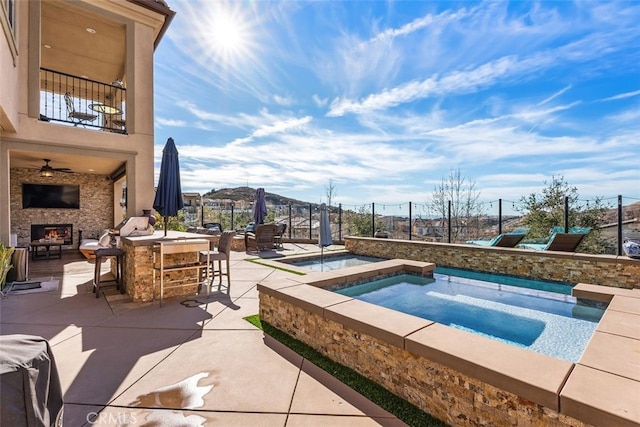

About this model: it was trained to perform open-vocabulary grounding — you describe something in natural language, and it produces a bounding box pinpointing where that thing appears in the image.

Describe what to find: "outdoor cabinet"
[152,239,210,306]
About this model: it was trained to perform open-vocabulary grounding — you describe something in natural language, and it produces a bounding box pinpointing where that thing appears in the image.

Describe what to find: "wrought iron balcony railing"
[39,68,127,134]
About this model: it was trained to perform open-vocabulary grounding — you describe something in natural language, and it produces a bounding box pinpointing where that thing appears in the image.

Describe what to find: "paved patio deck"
[0,243,408,426]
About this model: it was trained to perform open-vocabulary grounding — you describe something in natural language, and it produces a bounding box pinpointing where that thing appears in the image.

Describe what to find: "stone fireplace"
[31,224,73,245]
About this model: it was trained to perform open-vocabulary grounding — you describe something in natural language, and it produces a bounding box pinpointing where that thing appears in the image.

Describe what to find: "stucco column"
[126,21,156,216]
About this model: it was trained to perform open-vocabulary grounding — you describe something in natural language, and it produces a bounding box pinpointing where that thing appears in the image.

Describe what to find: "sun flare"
[207,7,252,60]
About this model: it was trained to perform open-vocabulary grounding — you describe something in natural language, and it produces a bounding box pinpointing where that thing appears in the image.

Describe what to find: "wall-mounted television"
[22,183,80,209]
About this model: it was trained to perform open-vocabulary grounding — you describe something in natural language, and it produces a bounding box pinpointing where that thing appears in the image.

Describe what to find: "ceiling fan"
[38,159,73,177]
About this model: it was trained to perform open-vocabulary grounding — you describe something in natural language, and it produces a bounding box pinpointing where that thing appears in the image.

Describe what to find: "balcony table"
[88,103,122,115]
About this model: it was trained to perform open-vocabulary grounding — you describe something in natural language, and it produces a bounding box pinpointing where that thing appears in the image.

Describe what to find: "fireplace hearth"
[31,224,73,246]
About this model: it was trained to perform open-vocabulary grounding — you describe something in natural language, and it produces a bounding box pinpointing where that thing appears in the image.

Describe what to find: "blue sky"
[152,0,640,212]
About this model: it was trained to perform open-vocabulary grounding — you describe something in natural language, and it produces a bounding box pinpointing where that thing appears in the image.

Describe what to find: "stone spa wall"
[258,259,639,426]
[345,237,640,289]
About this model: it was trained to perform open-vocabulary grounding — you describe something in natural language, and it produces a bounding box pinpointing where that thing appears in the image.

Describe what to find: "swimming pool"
[334,269,605,362]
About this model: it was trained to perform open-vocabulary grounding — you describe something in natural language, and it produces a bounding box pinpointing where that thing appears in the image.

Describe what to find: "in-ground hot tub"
[274,250,385,272]
[257,258,638,427]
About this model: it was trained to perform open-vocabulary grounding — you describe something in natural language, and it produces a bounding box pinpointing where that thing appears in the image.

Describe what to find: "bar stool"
[93,247,125,298]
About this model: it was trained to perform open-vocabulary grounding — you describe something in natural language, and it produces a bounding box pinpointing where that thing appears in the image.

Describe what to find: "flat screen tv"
[22,183,80,209]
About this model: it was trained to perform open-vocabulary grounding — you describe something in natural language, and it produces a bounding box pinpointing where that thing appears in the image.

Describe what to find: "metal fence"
[178,195,639,256]
[39,68,127,133]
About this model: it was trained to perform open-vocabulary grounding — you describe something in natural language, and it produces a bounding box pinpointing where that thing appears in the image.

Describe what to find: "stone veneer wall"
[121,238,215,302]
[10,168,114,248]
[345,237,640,289]
[259,293,591,427]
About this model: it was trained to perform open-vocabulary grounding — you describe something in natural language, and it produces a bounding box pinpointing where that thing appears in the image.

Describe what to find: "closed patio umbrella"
[153,137,184,236]
[252,188,267,225]
[318,203,333,269]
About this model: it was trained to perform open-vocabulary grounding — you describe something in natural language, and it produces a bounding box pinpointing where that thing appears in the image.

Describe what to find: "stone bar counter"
[120,231,217,302]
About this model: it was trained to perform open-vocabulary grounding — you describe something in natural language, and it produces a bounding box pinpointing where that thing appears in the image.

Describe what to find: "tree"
[517,176,609,253]
[344,205,386,237]
[325,179,337,208]
[428,169,483,242]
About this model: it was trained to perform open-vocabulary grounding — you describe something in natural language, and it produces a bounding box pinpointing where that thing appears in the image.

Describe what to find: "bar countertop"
[120,230,217,247]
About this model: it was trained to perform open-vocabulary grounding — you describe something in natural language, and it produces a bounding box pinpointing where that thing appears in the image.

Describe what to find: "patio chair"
[199,230,236,294]
[274,223,287,248]
[64,92,97,127]
[245,223,278,252]
[466,227,529,248]
[519,229,589,252]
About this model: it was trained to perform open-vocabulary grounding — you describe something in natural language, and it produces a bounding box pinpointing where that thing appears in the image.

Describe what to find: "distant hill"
[203,186,318,208]
[603,200,640,223]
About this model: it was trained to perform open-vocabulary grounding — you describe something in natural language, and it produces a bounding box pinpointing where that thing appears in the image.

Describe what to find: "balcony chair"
[64,92,97,127]
[199,231,236,294]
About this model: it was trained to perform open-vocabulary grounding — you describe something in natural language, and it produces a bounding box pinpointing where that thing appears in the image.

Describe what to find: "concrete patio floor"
[0,243,409,426]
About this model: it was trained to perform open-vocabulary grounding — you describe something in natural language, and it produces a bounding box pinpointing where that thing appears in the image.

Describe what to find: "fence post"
[618,195,623,256]
[288,204,292,239]
[498,198,502,235]
[338,203,342,241]
[564,196,569,233]
[409,201,412,241]
[448,200,452,243]
[309,203,312,240]
[230,203,234,231]
[372,203,375,237]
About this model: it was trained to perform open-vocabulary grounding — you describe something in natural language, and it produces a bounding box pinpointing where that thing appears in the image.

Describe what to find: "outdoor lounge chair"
[274,223,287,248]
[466,227,529,248]
[245,223,278,252]
[519,228,590,252]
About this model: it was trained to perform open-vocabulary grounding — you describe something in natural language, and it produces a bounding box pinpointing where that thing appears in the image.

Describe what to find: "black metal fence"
[178,195,639,256]
[39,68,126,133]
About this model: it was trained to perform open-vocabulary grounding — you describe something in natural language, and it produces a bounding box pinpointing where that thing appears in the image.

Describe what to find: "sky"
[152,0,640,214]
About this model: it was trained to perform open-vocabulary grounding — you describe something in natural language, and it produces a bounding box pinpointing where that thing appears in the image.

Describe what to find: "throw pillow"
[98,230,111,247]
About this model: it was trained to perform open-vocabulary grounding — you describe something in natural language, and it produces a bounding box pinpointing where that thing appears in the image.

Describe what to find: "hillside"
[203,186,317,208]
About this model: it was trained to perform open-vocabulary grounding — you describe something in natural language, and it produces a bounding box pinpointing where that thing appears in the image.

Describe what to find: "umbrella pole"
[164,216,168,236]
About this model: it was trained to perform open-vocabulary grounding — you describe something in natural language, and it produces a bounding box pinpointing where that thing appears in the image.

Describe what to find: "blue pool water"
[290,254,385,272]
[335,270,606,362]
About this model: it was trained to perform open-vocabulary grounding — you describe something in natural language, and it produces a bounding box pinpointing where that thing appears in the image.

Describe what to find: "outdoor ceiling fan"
[38,159,73,177]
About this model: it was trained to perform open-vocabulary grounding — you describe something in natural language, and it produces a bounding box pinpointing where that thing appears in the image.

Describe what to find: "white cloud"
[156,117,188,127]
[313,94,328,107]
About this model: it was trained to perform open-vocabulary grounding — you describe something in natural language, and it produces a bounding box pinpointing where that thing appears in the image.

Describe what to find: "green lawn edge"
[243,314,448,427]
[245,258,306,275]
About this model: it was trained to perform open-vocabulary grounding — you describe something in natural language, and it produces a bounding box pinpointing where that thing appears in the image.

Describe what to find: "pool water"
[291,254,385,272]
[335,270,606,362]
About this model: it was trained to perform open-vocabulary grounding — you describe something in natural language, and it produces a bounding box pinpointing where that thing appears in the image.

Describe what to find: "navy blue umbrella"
[153,137,184,236]
[252,188,267,225]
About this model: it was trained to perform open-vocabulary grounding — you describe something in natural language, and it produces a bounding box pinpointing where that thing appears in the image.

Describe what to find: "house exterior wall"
[0,0,172,246]
[10,168,113,247]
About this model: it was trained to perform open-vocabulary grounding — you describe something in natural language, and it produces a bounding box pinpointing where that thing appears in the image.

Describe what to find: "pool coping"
[258,259,640,426]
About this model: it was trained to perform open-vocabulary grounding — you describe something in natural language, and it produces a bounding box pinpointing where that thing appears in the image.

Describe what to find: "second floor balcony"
[39,68,127,134]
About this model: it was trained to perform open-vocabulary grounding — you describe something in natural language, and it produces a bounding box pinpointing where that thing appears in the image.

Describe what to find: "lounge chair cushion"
[79,230,112,259]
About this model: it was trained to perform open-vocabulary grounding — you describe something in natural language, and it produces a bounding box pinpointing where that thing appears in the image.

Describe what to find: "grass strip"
[244,258,306,275]
[243,314,448,427]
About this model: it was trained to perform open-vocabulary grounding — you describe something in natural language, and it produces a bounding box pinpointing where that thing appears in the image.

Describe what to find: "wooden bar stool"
[93,247,125,298]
